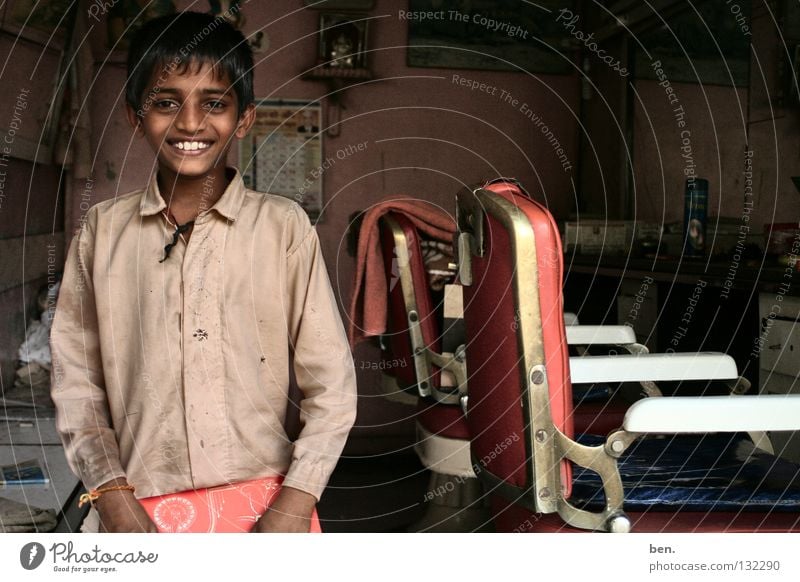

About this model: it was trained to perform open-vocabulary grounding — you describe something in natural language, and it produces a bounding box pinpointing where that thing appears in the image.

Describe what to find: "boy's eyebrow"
[157,87,232,96]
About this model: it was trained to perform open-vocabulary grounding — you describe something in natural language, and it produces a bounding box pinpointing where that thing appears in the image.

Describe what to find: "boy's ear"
[234,103,256,139]
[125,104,145,135]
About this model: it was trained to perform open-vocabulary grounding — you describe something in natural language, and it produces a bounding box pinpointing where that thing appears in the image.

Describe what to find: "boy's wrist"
[253,486,316,533]
[275,486,317,512]
[91,478,136,512]
[97,477,130,489]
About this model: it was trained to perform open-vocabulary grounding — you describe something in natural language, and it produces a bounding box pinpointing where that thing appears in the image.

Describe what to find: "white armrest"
[569,352,738,384]
[566,325,637,345]
[623,395,800,432]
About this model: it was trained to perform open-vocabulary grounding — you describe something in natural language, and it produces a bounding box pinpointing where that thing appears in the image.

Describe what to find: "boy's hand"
[94,478,158,533]
[253,486,317,533]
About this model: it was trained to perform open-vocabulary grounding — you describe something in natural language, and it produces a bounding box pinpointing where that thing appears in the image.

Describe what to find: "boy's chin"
[158,158,225,179]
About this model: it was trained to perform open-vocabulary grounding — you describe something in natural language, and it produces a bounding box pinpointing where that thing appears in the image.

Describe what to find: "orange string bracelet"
[78,485,136,508]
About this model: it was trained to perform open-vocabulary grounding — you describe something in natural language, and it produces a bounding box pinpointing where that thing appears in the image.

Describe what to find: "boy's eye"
[205,100,226,111]
[155,100,179,111]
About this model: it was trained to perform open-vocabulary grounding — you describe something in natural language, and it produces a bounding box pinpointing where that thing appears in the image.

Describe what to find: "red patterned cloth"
[139,477,322,533]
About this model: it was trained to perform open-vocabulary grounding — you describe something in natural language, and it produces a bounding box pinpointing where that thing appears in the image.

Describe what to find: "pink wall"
[76,0,580,448]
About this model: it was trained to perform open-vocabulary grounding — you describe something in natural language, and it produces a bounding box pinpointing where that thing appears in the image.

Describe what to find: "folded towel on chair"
[348,197,456,347]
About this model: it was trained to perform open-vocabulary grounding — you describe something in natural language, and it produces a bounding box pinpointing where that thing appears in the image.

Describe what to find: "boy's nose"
[174,105,207,133]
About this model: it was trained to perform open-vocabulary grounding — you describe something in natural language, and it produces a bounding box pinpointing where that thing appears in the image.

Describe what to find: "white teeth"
[175,141,210,150]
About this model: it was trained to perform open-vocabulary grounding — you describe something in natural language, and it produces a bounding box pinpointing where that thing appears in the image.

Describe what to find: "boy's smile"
[127,60,254,182]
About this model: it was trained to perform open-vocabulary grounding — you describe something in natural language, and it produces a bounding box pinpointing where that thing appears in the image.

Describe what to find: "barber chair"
[379,212,481,532]
[456,184,800,532]
[378,209,669,530]
[481,179,752,433]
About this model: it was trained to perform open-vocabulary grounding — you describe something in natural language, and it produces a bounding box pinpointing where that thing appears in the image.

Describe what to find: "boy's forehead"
[147,58,233,94]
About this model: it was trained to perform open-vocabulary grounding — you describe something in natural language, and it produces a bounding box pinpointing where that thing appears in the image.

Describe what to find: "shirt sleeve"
[50,208,127,491]
[281,206,358,501]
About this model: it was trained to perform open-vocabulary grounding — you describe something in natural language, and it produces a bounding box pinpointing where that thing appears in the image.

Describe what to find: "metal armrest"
[622,394,800,433]
[566,325,637,346]
[569,352,738,384]
[565,325,656,396]
[556,393,800,532]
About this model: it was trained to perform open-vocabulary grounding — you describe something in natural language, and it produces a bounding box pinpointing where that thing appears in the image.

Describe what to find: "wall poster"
[239,99,323,220]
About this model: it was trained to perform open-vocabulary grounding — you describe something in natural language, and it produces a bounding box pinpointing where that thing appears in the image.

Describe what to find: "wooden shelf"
[301,66,373,82]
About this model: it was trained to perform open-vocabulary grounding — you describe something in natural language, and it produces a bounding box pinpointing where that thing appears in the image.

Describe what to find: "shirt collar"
[139,168,247,222]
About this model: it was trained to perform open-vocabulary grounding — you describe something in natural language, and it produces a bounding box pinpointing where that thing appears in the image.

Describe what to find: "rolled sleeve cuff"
[78,456,127,492]
[282,459,332,502]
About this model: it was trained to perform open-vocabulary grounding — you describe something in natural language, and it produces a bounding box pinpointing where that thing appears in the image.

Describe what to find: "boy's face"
[126,60,254,179]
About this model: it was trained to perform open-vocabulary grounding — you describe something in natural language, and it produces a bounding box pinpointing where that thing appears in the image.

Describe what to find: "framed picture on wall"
[239,100,324,220]
[319,12,368,69]
[406,0,573,74]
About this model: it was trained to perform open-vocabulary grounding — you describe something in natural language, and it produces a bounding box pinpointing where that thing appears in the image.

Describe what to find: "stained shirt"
[50,169,357,500]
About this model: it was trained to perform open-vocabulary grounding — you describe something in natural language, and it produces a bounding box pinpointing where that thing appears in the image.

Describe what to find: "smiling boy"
[50,12,357,533]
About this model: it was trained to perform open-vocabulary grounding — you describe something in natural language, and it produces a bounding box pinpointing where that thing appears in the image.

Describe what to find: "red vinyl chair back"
[459,183,573,507]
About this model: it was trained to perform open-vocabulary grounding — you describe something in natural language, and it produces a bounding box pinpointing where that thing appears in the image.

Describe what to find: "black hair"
[126,11,254,118]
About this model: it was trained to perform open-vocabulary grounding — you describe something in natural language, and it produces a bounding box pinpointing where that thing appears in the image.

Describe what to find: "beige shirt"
[50,169,357,501]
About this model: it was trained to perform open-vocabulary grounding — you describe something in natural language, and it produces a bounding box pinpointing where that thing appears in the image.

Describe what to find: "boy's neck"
[157,165,231,219]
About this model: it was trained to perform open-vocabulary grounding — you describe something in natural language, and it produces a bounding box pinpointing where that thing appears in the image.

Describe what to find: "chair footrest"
[570,433,800,512]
